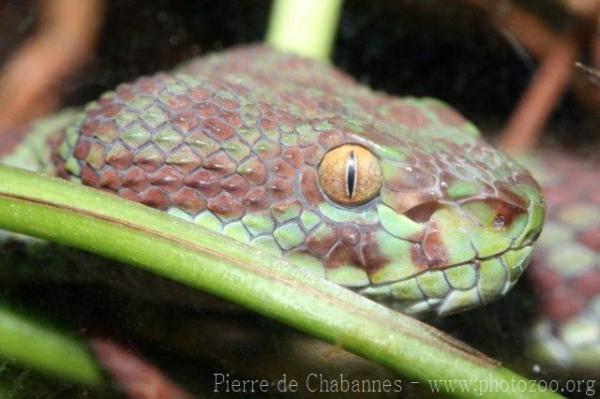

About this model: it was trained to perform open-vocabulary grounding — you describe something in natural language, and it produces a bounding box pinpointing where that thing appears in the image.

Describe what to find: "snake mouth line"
[372,237,535,287]
[358,243,534,316]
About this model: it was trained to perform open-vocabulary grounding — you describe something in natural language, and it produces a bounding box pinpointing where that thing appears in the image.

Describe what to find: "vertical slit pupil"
[346,150,356,198]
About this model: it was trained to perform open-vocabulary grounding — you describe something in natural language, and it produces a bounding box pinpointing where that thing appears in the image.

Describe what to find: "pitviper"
[8,45,591,371]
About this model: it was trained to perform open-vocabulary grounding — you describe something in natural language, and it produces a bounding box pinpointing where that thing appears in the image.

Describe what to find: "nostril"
[486,199,525,228]
[403,201,442,223]
[462,198,527,230]
[493,215,506,229]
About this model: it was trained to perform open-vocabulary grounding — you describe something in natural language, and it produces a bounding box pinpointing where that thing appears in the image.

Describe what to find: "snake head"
[312,98,545,315]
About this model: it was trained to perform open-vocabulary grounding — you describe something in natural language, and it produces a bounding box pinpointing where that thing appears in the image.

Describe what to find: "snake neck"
[0,110,79,175]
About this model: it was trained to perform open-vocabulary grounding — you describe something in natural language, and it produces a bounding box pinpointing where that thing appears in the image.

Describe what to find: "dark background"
[1,0,597,147]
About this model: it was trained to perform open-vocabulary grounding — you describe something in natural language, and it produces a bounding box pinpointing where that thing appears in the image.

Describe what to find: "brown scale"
[207,192,243,221]
[410,243,434,271]
[422,226,451,268]
[327,242,363,269]
[382,103,431,129]
[242,188,269,211]
[361,231,392,275]
[299,168,324,206]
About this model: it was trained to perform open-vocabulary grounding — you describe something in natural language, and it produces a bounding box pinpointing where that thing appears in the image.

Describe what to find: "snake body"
[524,153,600,371]
[0,46,544,316]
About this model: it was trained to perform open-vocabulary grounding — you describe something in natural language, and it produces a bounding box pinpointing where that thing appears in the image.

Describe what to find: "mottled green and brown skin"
[524,152,600,371]
[0,45,544,316]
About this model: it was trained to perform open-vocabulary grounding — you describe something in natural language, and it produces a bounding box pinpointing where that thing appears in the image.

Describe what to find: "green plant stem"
[0,304,102,385]
[266,0,342,61]
[0,166,562,399]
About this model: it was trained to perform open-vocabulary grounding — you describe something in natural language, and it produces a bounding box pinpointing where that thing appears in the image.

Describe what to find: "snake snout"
[363,170,545,315]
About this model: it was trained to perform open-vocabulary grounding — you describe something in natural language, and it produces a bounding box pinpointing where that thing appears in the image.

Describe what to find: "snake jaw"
[356,152,545,316]
[359,190,543,316]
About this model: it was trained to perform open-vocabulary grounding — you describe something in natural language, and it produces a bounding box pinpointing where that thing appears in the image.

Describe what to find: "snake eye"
[317,144,382,206]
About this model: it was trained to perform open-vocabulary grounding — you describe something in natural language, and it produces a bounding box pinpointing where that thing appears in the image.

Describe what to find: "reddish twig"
[593,25,600,70]
[464,1,600,151]
[0,0,104,130]
[88,338,195,399]
[463,0,558,58]
[499,34,580,153]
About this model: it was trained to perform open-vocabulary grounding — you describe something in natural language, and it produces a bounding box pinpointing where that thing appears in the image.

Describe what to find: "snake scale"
[0,45,594,372]
[524,153,600,371]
